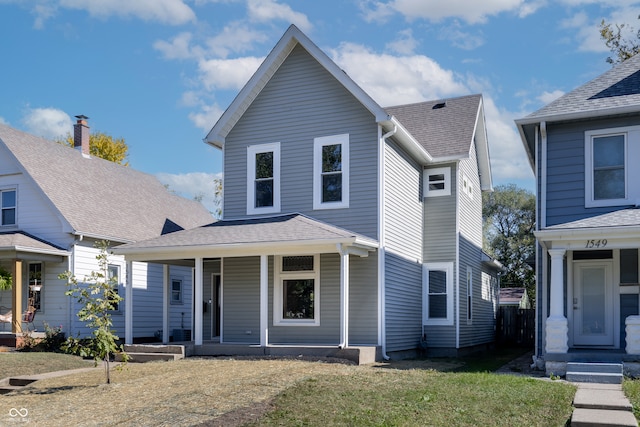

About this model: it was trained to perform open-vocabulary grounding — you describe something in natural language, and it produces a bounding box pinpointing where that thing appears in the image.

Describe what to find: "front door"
[573,261,614,346]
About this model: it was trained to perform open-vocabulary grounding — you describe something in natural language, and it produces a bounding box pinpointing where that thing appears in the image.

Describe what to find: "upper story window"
[585,126,640,207]
[247,143,280,215]
[313,134,349,210]
[424,167,451,198]
[1,189,16,226]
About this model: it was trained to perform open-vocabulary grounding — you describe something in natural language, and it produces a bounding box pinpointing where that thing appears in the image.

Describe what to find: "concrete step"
[0,385,23,395]
[571,408,638,427]
[116,352,182,363]
[123,344,185,356]
[568,363,623,374]
[567,372,623,384]
[573,386,633,411]
[8,377,37,387]
[567,363,623,384]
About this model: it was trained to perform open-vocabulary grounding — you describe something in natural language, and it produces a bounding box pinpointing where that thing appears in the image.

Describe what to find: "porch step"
[8,377,37,387]
[567,362,623,384]
[120,344,185,363]
[0,385,23,395]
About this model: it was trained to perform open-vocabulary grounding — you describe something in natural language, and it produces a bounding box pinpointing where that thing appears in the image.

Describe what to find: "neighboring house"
[499,287,531,309]
[516,53,640,374]
[0,117,213,342]
[116,25,501,359]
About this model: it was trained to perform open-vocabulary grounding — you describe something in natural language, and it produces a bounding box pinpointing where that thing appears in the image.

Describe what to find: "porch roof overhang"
[113,213,379,262]
[0,231,70,262]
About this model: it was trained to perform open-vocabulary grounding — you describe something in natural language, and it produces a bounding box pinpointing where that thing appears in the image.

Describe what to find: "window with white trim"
[466,266,473,325]
[423,262,454,325]
[1,189,16,226]
[274,255,320,326]
[424,167,451,197]
[585,126,640,207]
[107,264,121,312]
[313,134,349,210]
[28,262,42,311]
[247,142,280,215]
[462,174,473,199]
[171,279,183,304]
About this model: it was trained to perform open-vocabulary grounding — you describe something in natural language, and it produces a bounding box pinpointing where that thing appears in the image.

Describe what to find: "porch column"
[546,249,568,353]
[260,255,268,347]
[162,265,169,344]
[338,246,349,348]
[194,257,203,345]
[11,260,22,334]
[125,261,133,344]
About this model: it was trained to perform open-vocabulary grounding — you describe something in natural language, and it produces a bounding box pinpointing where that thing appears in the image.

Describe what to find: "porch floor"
[546,349,640,363]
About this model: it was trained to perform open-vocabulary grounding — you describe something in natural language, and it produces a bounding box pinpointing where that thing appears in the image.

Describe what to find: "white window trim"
[462,174,473,199]
[423,262,454,326]
[424,167,451,198]
[28,262,43,313]
[585,126,640,208]
[466,266,473,325]
[0,187,17,227]
[171,278,183,305]
[274,254,320,326]
[313,134,349,210]
[247,142,281,215]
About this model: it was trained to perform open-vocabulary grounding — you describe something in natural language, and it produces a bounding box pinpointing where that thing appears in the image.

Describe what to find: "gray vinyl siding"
[223,44,379,239]
[349,252,378,345]
[546,115,640,227]
[423,163,457,262]
[385,252,422,352]
[222,257,261,344]
[458,142,482,248]
[384,138,423,261]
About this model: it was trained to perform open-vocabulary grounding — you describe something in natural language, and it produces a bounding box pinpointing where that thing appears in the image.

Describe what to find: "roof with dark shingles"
[520,54,640,122]
[546,208,640,230]
[385,94,482,159]
[116,213,378,251]
[0,123,214,243]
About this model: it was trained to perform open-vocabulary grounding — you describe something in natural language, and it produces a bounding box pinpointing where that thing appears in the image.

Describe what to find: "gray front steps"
[119,344,185,363]
[571,383,638,427]
[567,362,623,384]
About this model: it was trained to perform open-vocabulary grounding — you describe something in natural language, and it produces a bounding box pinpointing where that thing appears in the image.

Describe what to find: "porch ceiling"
[0,231,69,261]
[113,213,379,262]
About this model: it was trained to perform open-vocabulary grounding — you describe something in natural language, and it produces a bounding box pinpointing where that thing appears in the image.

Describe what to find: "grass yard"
[0,351,93,379]
[0,349,577,427]
[623,379,640,420]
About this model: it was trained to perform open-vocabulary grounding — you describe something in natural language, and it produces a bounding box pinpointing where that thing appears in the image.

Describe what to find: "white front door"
[573,261,614,346]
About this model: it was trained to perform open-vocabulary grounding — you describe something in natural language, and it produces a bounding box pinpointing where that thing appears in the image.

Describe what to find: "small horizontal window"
[424,167,450,198]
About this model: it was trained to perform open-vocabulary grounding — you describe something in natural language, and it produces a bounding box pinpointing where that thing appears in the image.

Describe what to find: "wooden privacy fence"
[496,306,535,347]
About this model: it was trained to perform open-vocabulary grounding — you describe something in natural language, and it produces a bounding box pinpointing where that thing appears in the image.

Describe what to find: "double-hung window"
[1,189,16,226]
[313,134,349,209]
[28,263,43,311]
[171,279,183,304]
[107,264,121,312]
[585,126,640,207]
[274,255,320,326]
[423,262,454,326]
[247,143,280,215]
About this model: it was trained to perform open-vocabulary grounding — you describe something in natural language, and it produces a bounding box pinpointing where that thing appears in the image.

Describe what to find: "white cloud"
[439,21,485,50]
[156,171,221,213]
[63,0,195,24]
[385,29,419,55]
[154,32,202,60]
[247,0,312,32]
[197,56,264,91]
[537,89,564,104]
[363,0,528,24]
[188,103,225,132]
[330,42,468,106]
[22,108,72,140]
[205,22,269,58]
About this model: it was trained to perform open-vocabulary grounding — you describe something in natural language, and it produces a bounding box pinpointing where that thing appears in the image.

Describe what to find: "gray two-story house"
[116,25,501,361]
[516,53,640,374]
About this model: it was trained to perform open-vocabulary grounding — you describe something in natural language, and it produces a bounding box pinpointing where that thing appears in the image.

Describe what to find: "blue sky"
[0,0,638,211]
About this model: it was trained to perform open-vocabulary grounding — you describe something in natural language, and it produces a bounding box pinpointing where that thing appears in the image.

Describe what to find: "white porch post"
[162,265,170,344]
[339,245,349,348]
[194,257,203,345]
[125,261,133,345]
[546,249,568,353]
[260,255,268,347]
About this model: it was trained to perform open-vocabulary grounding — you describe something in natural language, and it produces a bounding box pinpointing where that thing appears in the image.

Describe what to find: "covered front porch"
[115,214,381,359]
[536,213,640,374]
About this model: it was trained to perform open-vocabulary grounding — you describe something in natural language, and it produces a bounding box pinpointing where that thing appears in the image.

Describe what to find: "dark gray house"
[116,25,500,361]
[516,53,640,374]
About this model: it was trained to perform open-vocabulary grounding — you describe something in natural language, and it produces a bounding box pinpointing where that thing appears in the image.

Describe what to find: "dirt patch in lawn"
[0,355,461,426]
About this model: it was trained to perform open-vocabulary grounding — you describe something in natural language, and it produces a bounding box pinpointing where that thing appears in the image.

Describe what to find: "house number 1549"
[585,239,607,248]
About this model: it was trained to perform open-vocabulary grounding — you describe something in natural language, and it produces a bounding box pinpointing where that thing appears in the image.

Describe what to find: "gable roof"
[205,25,493,184]
[0,123,213,243]
[516,54,640,168]
[0,231,69,257]
[114,213,378,260]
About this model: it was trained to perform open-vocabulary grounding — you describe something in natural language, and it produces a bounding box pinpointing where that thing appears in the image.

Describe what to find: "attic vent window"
[432,102,446,110]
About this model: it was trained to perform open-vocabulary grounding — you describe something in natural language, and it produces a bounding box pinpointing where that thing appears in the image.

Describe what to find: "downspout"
[455,163,460,350]
[379,124,397,360]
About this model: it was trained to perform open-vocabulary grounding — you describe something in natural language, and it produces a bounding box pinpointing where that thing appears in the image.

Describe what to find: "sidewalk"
[571,382,637,427]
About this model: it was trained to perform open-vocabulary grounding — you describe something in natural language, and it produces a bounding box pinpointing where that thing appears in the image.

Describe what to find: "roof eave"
[535,225,640,242]
[381,117,433,164]
[515,104,640,127]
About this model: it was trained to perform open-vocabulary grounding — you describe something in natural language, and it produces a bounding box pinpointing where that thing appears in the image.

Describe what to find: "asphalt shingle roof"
[0,123,213,243]
[0,231,68,254]
[546,208,640,230]
[385,94,482,159]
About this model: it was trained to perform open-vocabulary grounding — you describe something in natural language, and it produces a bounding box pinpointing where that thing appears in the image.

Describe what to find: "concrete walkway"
[571,382,637,427]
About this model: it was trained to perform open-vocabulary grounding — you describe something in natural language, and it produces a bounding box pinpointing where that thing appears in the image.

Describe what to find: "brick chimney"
[73,115,90,156]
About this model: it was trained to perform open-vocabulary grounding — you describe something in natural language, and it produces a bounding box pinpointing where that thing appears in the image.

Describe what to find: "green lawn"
[624,379,640,420]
